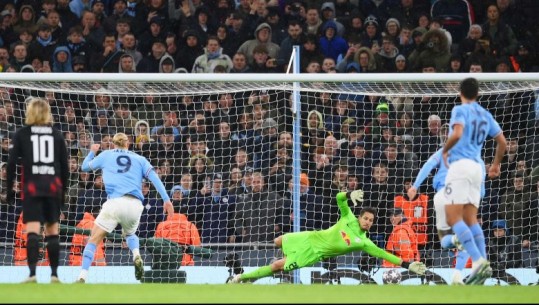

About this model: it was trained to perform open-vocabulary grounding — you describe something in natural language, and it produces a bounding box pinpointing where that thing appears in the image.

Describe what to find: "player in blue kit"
[441,77,506,285]
[408,123,484,285]
[76,133,173,283]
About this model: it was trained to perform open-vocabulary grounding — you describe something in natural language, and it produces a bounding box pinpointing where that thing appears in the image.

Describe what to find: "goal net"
[0,73,537,284]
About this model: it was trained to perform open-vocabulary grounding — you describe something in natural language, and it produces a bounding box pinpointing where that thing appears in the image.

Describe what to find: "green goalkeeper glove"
[349,190,364,206]
[406,261,426,275]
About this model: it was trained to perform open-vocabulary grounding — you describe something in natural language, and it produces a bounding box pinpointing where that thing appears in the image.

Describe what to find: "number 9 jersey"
[82,149,153,201]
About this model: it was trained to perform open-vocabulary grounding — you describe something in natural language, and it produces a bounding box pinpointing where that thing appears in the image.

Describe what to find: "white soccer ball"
[382,269,402,284]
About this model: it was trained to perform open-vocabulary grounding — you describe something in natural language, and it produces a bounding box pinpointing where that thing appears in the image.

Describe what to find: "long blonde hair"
[25,98,53,126]
[112,132,129,149]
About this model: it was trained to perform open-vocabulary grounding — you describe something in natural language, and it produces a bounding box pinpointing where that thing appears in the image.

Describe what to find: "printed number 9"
[116,156,132,173]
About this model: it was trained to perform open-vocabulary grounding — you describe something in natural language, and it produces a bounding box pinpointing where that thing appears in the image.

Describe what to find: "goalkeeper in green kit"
[227,191,427,283]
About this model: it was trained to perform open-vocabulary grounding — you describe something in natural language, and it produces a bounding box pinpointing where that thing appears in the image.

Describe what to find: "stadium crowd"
[0,0,537,73]
[0,0,537,269]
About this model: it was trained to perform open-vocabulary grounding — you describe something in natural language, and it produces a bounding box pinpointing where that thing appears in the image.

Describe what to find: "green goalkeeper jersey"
[308,192,401,265]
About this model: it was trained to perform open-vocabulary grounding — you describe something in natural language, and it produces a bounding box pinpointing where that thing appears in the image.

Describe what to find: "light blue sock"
[81,243,97,271]
[125,234,140,252]
[455,250,470,271]
[452,220,482,262]
[470,223,487,258]
[441,235,455,249]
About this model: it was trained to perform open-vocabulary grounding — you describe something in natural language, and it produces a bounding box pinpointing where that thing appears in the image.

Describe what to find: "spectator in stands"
[482,4,518,57]
[137,39,167,73]
[194,173,235,244]
[282,173,324,232]
[514,42,539,73]
[9,42,31,72]
[249,44,279,73]
[227,167,244,195]
[117,53,136,73]
[91,110,116,141]
[157,159,175,191]
[89,32,124,72]
[102,0,133,34]
[27,23,56,64]
[110,102,137,133]
[187,153,214,193]
[489,219,523,279]
[80,11,105,54]
[265,142,293,197]
[319,20,347,63]
[144,126,182,165]
[0,106,15,139]
[414,114,442,164]
[500,171,532,240]
[233,171,284,243]
[76,131,94,164]
[121,32,143,65]
[138,179,165,239]
[154,200,201,266]
[325,98,354,140]
[363,162,397,247]
[382,208,419,267]
[230,51,251,73]
[175,29,203,72]
[448,54,463,73]
[210,121,237,172]
[408,28,451,72]
[75,173,107,224]
[375,35,399,72]
[150,110,180,138]
[134,93,162,129]
[458,24,483,64]
[321,159,349,228]
[69,206,106,267]
[237,23,280,65]
[359,15,382,49]
[13,5,38,36]
[192,36,233,73]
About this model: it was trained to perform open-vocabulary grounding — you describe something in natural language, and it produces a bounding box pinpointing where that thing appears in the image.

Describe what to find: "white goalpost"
[0,72,537,285]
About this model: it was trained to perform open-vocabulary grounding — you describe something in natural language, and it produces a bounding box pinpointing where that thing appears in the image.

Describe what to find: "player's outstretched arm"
[81,144,101,172]
[400,261,427,275]
[146,169,173,218]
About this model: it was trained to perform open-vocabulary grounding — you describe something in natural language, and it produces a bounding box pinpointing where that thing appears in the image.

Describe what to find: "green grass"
[1,284,539,303]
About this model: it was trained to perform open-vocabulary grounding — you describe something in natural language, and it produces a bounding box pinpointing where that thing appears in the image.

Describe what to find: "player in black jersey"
[6,98,68,283]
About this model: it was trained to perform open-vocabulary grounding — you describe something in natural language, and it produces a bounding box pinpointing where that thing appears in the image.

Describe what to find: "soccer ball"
[382,269,402,284]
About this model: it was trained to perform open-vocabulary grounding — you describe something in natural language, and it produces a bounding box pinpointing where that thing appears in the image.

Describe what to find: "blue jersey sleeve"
[147,169,171,202]
[413,151,441,189]
[449,106,466,128]
[81,151,102,172]
[486,112,502,138]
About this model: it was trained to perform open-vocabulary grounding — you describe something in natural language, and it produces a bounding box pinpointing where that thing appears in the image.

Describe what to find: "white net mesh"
[0,74,537,284]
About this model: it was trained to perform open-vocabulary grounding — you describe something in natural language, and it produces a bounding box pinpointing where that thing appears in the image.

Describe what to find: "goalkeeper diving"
[227,191,427,283]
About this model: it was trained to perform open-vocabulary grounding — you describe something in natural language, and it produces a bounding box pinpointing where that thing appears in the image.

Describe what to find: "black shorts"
[22,196,61,224]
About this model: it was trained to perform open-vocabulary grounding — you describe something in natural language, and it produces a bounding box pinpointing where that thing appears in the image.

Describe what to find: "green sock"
[240,265,274,281]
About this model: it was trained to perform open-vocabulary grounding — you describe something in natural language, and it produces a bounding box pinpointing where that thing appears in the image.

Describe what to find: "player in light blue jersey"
[408,124,467,284]
[76,133,174,283]
[442,77,507,285]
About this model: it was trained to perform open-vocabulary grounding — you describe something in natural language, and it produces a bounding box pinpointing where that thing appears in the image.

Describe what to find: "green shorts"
[282,231,321,271]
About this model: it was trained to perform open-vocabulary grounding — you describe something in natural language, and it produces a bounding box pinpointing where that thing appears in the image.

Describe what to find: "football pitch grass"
[1,284,539,303]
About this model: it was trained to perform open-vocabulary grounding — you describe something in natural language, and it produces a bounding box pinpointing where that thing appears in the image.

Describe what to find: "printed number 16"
[471,120,487,145]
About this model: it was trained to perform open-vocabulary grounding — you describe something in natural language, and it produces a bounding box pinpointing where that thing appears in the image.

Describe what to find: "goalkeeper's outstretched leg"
[228,236,287,284]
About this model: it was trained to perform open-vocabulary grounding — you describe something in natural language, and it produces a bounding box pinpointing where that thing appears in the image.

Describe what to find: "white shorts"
[433,189,450,231]
[444,159,482,208]
[95,196,144,236]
